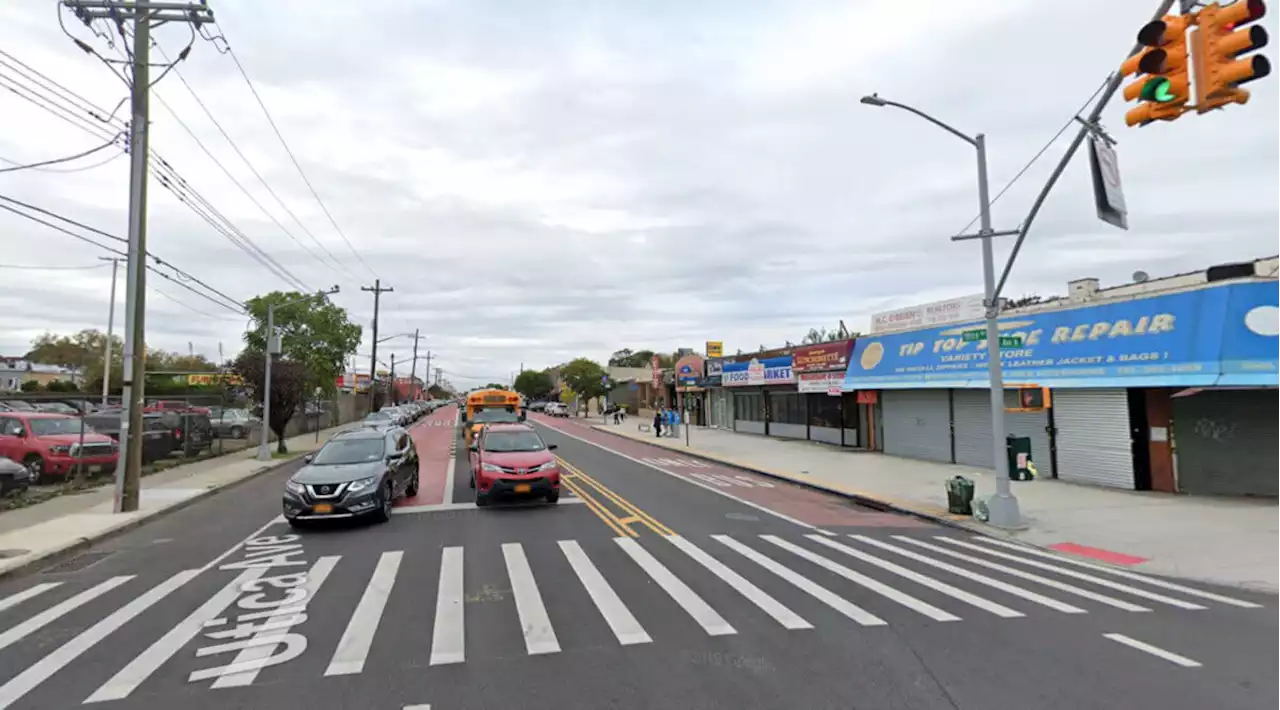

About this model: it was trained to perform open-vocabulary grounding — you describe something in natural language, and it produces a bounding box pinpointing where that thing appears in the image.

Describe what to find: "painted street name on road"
[194,535,317,685]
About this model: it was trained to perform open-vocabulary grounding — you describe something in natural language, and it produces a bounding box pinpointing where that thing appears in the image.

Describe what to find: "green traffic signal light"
[1139,77,1176,102]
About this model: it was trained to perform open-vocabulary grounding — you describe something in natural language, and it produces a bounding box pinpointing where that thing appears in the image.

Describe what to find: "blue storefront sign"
[723,356,794,387]
[843,281,1279,390]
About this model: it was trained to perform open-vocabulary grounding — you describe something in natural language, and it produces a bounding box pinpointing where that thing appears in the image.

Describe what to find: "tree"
[801,323,860,345]
[1005,293,1043,309]
[559,358,607,416]
[513,370,554,400]
[232,349,306,453]
[559,384,577,406]
[427,384,450,399]
[243,291,362,396]
[608,348,672,367]
[19,380,40,392]
[484,382,508,391]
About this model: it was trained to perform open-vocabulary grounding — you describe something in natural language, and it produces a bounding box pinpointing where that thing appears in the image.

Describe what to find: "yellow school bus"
[461,388,524,446]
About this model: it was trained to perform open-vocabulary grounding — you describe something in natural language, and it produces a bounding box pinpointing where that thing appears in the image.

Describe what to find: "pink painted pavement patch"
[1048,542,1148,566]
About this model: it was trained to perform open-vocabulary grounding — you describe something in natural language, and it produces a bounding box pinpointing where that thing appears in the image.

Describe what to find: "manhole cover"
[0,549,29,559]
[725,512,760,522]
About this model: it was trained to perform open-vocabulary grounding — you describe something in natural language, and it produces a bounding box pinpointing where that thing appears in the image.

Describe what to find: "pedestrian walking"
[653,408,663,437]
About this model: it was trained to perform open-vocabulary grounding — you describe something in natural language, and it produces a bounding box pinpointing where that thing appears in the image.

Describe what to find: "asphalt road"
[0,413,1274,710]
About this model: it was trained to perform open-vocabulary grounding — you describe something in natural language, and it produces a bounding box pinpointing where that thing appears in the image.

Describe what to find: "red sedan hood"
[483,450,554,469]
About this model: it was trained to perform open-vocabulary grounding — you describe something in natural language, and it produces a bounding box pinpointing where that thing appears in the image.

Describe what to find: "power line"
[0,263,108,271]
[0,51,311,293]
[0,133,123,173]
[214,29,379,280]
[0,194,246,312]
[153,39,356,280]
[0,149,124,174]
[952,76,1112,238]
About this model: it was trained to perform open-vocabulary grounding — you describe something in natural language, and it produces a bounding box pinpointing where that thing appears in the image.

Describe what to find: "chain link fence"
[0,390,365,510]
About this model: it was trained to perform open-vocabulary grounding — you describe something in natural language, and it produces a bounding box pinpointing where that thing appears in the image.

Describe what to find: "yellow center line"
[559,475,635,538]
[557,458,676,537]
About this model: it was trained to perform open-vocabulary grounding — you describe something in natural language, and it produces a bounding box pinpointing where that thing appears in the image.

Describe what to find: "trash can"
[945,475,975,515]
[1006,435,1035,481]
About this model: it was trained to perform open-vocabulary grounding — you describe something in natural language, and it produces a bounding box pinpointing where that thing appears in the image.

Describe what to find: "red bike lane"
[532,414,928,530]
[397,404,459,507]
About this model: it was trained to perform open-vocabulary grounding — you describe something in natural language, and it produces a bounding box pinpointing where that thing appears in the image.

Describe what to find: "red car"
[0,412,118,481]
[468,423,560,507]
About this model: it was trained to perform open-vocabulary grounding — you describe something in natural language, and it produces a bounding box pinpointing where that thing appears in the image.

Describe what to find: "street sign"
[1089,135,1128,230]
[999,336,1023,348]
[961,329,986,342]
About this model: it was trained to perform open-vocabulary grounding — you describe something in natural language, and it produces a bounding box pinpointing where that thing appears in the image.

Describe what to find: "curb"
[588,424,998,537]
[0,454,306,585]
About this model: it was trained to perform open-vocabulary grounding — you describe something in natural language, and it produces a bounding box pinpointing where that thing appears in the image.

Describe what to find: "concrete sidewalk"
[0,424,350,580]
[593,422,1279,592]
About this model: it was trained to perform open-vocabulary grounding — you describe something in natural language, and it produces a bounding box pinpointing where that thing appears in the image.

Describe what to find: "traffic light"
[1121,13,1195,126]
[1192,0,1271,112]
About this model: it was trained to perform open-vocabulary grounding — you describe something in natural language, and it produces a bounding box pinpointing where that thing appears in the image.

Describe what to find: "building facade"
[842,275,1278,496]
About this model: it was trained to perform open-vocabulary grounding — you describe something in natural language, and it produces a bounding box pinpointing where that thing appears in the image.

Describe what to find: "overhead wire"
[0,149,124,174]
[0,51,311,292]
[0,194,246,314]
[0,134,124,174]
[209,17,379,280]
[153,39,357,280]
[951,75,1113,238]
[0,263,109,271]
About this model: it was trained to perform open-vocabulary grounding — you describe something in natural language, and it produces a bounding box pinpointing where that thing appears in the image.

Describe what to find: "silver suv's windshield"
[312,438,384,465]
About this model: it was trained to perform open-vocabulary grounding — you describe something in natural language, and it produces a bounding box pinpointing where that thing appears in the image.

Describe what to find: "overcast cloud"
[2,0,1276,389]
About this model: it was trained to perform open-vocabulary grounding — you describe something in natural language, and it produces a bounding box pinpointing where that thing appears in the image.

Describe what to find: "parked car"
[544,403,569,417]
[0,412,117,481]
[281,426,419,527]
[81,412,178,465]
[144,399,211,415]
[468,423,560,507]
[0,456,32,495]
[208,408,258,439]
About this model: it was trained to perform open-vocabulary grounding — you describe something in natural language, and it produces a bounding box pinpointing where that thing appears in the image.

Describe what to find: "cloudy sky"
[2,0,1276,389]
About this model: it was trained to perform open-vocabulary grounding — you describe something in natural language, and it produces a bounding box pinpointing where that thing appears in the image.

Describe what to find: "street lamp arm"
[864,96,976,147]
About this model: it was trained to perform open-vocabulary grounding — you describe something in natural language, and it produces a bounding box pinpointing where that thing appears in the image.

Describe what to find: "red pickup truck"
[0,412,118,481]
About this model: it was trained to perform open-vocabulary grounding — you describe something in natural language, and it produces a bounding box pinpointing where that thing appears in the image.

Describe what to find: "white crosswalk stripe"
[763,535,960,622]
[616,537,736,636]
[559,540,652,645]
[936,537,1206,610]
[326,551,403,676]
[0,531,1261,706]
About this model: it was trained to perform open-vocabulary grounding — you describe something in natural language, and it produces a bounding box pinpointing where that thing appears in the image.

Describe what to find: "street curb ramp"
[0,455,305,584]
[587,424,994,536]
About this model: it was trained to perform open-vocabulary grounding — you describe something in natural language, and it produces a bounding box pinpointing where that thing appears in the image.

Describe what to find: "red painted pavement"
[1047,542,1148,565]
[532,413,927,529]
[396,404,459,507]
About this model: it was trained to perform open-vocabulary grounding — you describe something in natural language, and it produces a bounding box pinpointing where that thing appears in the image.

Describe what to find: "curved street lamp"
[859,93,1021,528]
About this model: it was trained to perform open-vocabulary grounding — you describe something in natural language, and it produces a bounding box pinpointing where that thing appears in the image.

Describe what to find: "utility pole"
[98,256,122,405]
[389,354,397,405]
[361,280,393,412]
[408,330,427,402]
[424,351,432,395]
[61,0,214,514]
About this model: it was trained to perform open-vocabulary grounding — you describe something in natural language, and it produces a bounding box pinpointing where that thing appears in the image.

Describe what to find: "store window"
[807,393,842,428]
[769,392,807,425]
[734,393,765,422]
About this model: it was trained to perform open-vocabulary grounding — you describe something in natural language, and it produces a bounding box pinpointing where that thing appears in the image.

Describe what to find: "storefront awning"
[843,373,1224,391]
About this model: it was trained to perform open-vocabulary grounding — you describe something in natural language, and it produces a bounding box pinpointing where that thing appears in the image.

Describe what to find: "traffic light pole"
[991,0,1177,301]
